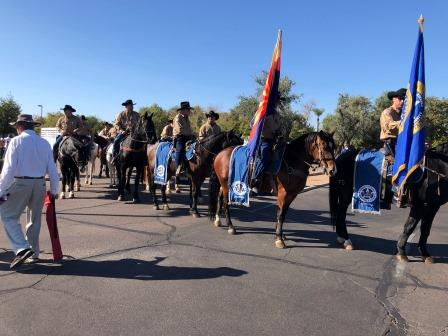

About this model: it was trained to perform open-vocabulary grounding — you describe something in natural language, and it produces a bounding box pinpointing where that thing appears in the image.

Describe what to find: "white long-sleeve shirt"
[0,130,59,197]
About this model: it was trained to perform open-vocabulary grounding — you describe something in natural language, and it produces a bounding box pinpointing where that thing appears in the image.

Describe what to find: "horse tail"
[329,169,339,229]
[208,168,220,221]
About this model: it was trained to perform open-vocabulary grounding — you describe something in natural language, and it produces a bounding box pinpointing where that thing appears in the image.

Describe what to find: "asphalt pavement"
[0,176,447,336]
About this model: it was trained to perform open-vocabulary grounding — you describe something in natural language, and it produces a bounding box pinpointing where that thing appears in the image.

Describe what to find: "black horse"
[116,113,156,203]
[329,143,448,262]
[146,130,243,215]
[58,136,89,199]
[94,134,111,178]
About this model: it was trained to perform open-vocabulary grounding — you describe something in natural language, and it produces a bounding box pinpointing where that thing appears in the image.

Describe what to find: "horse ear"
[144,112,148,119]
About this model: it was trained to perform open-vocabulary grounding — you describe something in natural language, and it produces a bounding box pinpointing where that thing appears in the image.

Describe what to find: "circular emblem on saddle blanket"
[358,185,377,203]
[231,181,248,196]
[156,165,165,177]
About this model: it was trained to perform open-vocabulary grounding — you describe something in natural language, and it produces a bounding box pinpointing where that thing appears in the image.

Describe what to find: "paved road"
[0,177,447,336]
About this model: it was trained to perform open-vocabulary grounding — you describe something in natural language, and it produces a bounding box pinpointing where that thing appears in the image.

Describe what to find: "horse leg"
[166,177,172,194]
[133,166,142,203]
[274,188,296,249]
[214,189,223,227]
[75,167,81,191]
[144,167,150,191]
[117,164,125,201]
[222,186,235,235]
[162,184,170,210]
[69,166,75,198]
[336,194,354,250]
[418,205,439,263]
[151,182,160,210]
[125,167,132,193]
[175,175,181,193]
[396,206,422,262]
[60,164,66,199]
[190,178,200,218]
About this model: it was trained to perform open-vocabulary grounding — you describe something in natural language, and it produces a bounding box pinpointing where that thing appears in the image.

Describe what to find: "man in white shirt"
[0,114,59,269]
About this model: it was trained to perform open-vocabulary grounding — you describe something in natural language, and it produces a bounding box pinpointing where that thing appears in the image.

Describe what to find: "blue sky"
[1,0,447,126]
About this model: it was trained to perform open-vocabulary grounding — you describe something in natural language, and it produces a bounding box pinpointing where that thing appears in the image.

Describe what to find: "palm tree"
[312,108,325,131]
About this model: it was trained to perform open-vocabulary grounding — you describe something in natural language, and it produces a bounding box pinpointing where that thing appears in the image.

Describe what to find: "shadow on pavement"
[0,256,248,280]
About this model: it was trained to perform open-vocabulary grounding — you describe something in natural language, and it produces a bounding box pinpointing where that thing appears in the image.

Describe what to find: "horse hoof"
[214,219,222,227]
[344,243,354,251]
[153,205,160,210]
[275,239,286,249]
[132,198,140,204]
[89,182,92,185]
[69,192,74,199]
[192,213,200,218]
[59,194,65,200]
[336,236,345,244]
[396,254,409,263]
[118,196,123,201]
[423,256,435,264]
[227,228,236,235]
[109,184,113,188]
[163,204,170,210]
[175,188,181,193]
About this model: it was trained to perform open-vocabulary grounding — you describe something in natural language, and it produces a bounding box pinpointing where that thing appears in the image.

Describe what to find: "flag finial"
[418,15,424,32]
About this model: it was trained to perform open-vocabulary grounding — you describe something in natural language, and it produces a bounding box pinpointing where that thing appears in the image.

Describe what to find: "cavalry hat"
[61,104,76,112]
[9,114,41,126]
[122,99,136,106]
[205,110,219,120]
[177,101,194,111]
[387,88,407,100]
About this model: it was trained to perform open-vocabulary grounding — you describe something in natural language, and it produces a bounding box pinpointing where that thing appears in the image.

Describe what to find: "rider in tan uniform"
[380,88,406,157]
[112,99,140,159]
[198,111,221,141]
[53,105,83,161]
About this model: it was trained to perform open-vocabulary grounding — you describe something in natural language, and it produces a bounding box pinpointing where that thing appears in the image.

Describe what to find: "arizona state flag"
[247,30,282,159]
[392,16,426,191]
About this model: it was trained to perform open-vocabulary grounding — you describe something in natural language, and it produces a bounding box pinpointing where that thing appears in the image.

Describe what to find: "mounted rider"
[380,88,406,157]
[252,112,284,195]
[173,101,195,172]
[160,119,174,142]
[198,110,221,141]
[98,122,112,140]
[53,105,84,161]
[112,99,140,161]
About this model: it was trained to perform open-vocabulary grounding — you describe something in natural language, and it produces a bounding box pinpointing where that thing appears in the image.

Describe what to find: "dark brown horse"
[146,130,243,215]
[208,131,337,248]
[329,143,448,262]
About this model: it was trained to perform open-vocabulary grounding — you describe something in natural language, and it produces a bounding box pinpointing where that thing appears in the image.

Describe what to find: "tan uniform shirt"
[114,111,140,132]
[56,115,83,136]
[380,106,401,141]
[160,125,173,139]
[173,113,193,138]
[261,113,283,140]
[107,126,118,139]
[98,127,110,139]
[198,122,221,141]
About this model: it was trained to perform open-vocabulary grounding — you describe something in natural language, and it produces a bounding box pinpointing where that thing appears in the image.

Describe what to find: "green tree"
[322,114,337,133]
[228,96,259,137]
[312,108,325,131]
[0,96,21,136]
[332,94,376,148]
[85,116,104,134]
[425,96,448,146]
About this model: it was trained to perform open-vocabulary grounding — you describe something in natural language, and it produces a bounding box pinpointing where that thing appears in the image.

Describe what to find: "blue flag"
[392,17,425,192]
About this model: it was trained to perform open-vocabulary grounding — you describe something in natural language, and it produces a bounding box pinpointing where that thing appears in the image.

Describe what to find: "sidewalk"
[306,170,329,188]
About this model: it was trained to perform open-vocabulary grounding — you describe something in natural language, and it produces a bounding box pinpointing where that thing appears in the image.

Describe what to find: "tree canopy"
[0,96,21,136]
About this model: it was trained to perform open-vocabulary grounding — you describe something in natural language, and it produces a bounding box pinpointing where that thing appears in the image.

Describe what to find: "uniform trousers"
[0,178,46,257]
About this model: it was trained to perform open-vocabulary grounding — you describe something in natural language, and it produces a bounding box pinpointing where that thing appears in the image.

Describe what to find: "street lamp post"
[37,105,43,119]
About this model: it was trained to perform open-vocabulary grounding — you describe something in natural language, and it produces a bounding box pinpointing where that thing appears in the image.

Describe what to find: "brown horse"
[208,131,337,248]
[146,130,243,215]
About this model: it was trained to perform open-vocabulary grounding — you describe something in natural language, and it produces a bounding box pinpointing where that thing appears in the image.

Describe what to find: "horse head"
[139,112,157,144]
[224,129,244,148]
[312,130,337,177]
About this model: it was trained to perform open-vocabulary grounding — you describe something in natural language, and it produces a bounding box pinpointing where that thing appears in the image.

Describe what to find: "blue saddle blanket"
[186,142,197,160]
[154,142,173,185]
[228,145,251,207]
[352,150,385,214]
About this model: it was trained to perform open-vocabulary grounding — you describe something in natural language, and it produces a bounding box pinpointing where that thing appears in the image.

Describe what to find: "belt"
[14,176,44,179]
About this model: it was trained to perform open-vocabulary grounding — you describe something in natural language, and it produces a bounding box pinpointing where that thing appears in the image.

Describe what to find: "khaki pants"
[0,178,46,257]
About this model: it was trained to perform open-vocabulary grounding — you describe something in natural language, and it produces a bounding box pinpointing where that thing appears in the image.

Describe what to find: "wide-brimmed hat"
[122,99,136,106]
[9,114,41,126]
[61,104,76,112]
[387,88,407,100]
[177,101,194,111]
[205,110,219,120]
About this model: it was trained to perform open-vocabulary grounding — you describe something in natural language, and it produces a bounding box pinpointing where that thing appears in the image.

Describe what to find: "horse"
[116,113,156,203]
[106,144,117,187]
[208,131,337,248]
[58,136,89,199]
[94,134,111,179]
[146,130,243,215]
[84,142,99,185]
[329,143,448,262]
